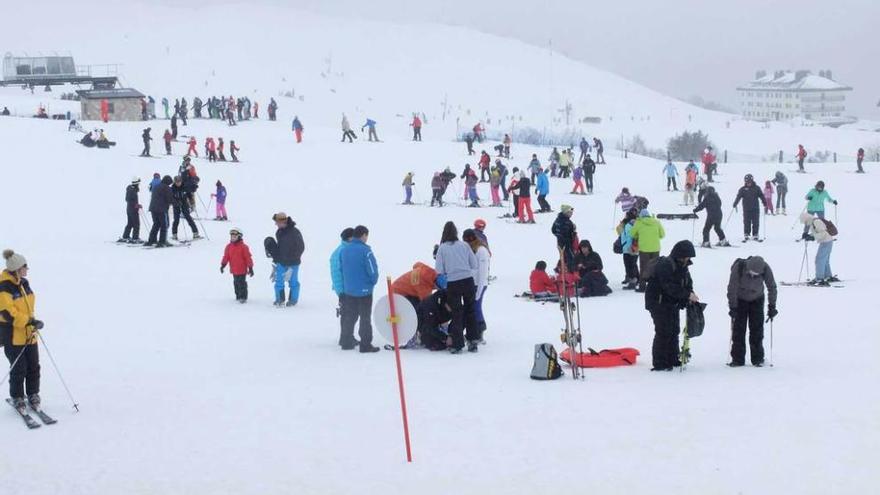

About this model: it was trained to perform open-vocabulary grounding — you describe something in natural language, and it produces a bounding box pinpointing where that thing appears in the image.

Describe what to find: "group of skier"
[156,95,276,124]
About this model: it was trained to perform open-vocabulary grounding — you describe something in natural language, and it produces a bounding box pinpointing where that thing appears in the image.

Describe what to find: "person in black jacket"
[644,240,699,371]
[272,212,305,307]
[582,154,597,193]
[572,240,611,297]
[732,174,768,242]
[118,177,143,244]
[146,175,174,247]
[140,128,152,157]
[417,289,452,351]
[517,172,534,223]
[552,205,578,269]
[170,176,201,241]
[693,186,729,247]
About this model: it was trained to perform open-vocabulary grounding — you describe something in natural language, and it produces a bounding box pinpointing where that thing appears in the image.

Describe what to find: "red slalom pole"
[386,277,413,462]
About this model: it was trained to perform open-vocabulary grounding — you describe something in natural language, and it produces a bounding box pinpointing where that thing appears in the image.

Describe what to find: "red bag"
[559,347,640,368]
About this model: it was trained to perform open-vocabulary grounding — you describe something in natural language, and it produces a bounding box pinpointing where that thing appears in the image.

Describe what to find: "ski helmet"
[131,176,141,185]
[229,227,243,237]
[474,219,487,229]
[816,180,825,189]
[744,174,754,183]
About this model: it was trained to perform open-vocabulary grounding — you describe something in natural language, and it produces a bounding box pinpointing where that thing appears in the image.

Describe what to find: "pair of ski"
[780,281,845,289]
[6,398,57,429]
[557,248,584,380]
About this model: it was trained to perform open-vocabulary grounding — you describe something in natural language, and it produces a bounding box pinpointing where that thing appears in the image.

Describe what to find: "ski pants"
[468,186,479,204]
[730,297,765,365]
[172,205,198,236]
[413,127,421,141]
[446,277,478,350]
[142,141,151,156]
[585,174,594,193]
[491,186,501,205]
[743,209,760,237]
[474,286,487,334]
[404,186,412,203]
[518,197,534,222]
[367,128,378,141]
[623,253,639,281]
[4,344,39,399]
[666,176,677,190]
[274,264,300,304]
[537,194,551,212]
[165,141,172,155]
[431,189,444,206]
[702,215,726,243]
[340,294,373,348]
[798,158,805,171]
[597,150,604,164]
[683,188,695,205]
[123,207,140,239]
[572,179,585,194]
[803,210,824,235]
[511,194,520,217]
[501,177,509,200]
[218,150,226,161]
[776,186,787,210]
[187,145,198,157]
[294,129,302,143]
[481,167,490,182]
[208,151,217,162]
[638,252,660,291]
[650,307,681,369]
[216,202,227,219]
[232,274,248,301]
[857,158,864,173]
[815,240,833,280]
[148,210,168,244]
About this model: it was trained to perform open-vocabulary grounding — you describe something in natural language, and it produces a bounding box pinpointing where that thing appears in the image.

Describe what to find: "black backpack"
[686,302,707,337]
[530,343,563,380]
[643,257,668,311]
[264,237,278,262]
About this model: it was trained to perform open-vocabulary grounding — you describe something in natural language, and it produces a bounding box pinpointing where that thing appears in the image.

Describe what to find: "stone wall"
[80,98,143,121]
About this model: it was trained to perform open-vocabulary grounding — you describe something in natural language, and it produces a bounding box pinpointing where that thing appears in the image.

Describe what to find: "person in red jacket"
[220,227,254,303]
[100,99,109,123]
[186,136,198,157]
[529,261,558,296]
[473,122,484,143]
[702,146,717,183]
[796,144,807,172]
[163,129,173,155]
[206,137,217,162]
[411,114,422,141]
[478,151,491,182]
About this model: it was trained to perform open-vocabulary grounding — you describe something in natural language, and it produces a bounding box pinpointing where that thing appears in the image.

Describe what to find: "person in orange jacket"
[186,136,198,157]
[391,262,439,309]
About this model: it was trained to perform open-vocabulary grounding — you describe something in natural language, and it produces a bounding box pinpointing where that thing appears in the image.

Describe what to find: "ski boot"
[192,233,203,240]
[727,362,745,368]
[717,239,731,247]
[286,300,298,307]
[11,397,26,411]
[130,238,144,244]
[117,238,129,243]
[467,341,479,353]
[171,234,178,241]
[448,347,463,355]
[701,241,712,248]
[27,394,40,408]
[827,275,840,283]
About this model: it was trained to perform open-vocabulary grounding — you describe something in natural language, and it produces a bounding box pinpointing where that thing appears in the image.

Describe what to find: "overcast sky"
[167,0,880,118]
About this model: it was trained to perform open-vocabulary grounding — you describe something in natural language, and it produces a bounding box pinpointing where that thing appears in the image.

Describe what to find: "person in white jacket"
[341,114,356,143]
[800,212,837,286]
[434,222,480,353]
[463,229,491,342]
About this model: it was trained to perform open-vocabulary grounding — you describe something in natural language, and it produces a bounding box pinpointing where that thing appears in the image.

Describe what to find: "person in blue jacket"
[272,212,305,307]
[536,168,551,212]
[291,116,304,143]
[339,225,380,352]
[663,160,679,191]
[361,118,379,142]
[330,227,354,344]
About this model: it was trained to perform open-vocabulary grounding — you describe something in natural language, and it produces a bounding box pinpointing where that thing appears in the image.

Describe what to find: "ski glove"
[767,306,778,320]
[832,200,838,205]
[248,267,254,277]
[220,265,226,273]
[28,319,44,330]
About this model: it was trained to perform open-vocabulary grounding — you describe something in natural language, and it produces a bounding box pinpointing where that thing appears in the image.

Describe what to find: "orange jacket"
[391,262,438,300]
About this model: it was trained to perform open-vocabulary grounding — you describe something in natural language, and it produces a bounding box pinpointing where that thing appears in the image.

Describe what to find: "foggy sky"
[172,0,880,118]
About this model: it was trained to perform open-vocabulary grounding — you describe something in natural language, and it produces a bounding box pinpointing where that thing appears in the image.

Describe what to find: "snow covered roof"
[738,71,851,92]
[76,88,144,99]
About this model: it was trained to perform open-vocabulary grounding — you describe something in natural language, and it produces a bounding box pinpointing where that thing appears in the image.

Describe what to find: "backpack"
[643,257,668,311]
[686,302,707,338]
[612,237,623,254]
[530,343,563,380]
[820,219,838,236]
[264,236,278,261]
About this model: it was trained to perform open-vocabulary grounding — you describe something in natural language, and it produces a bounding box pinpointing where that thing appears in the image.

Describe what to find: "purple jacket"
[573,167,583,181]
[616,192,636,212]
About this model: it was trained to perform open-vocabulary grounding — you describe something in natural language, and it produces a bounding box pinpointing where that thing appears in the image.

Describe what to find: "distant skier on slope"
[118,177,143,244]
[582,153,597,194]
[693,186,729,248]
[186,136,198,157]
[411,114,422,141]
[292,116,304,143]
[361,118,379,142]
[796,144,807,172]
[402,172,414,205]
[140,128,152,157]
[856,147,865,173]
[771,171,788,214]
[663,160,679,191]
[593,137,605,164]
[341,114,356,142]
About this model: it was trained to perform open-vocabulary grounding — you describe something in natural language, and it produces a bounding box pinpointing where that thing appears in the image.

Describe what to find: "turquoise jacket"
[329,241,348,295]
[805,188,834,212]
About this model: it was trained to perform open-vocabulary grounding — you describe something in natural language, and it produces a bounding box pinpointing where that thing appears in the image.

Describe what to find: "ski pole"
[190,203,210,241]
[723,207,735,230]
[790,205,807,230]
[834,204,838,225]
[139,208,152,231]
[610,201,617,230]
[35,330,79,412]
[762,207,767,241]
[197,191,211,218]
[206,196,214,218]
[765,313,775,367]
[691,217,697,243]
[0,344,29,390]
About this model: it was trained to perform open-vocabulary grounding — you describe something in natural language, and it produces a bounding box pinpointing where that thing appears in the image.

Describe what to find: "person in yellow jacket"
[629,209,665,293]
[0,249,43,409]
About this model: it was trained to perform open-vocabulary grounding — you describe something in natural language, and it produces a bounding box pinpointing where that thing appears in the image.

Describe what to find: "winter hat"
[560,204,574,214]
[474,219,487,229]
[153,172,160,178]
[745,256,766,276]
[669,240,696,259]
[639,209,650,218]
[131,176,141,185]
[272,212,288,222]
[3,249,26,272]
[816,181,825,189]
[161,175,173,185]
[621,187,630,194]
[229,227,243,237]
[216,180,222,187]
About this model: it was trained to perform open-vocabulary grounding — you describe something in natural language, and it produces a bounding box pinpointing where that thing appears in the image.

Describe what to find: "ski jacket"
[530,270,557,294]
[412,116,422,128]
[797,146,807,159]
[518,177,532,197]
[431,176,444,191]
[149,177,161,192]
[507,178,520,195]
[221,240,254,276]
[582,158,596,175]
[215,185,227,204]
[551,213,577,249]
[615,192,636,212]
[171,184,192,211]
[772,172,788,189]
[686,167,698,186]
[206,139,216,152]
[342,116,351,132]
[630,216,665,253]
[801,213,834,243]
[489,173,501,187]
[572,167,583,181]
[727,257,777,309]
[733,184,766,211]
[466,174,478,188]
[558,152,572,168]
[805,189,834,212]
[579,139,589,152]
[362,119,376,129]
[473,245,490,297]
[594,139,603,152]
[858,149,865,159]
[536,172,549,195]
[574,251,603,275]
[763,185,774,200]
[402,174,414,187]
[148,180,173,213]
[275,219,305,266]
[163,130,172,143]
[645,255,693,312]
[329,241,348,295]
[292,118,303,131]
[125,184,140,212]
[392,262,438,301]
[701,152,716,166]
[340,238,379,297]
[434,241,478,283]
[479,153,491,169]
[619,221,637,255]
[142,129,152,142]
[663,163,678,177]
[693,190,723,220]
[0,270,36,346]
[529,158,541,174]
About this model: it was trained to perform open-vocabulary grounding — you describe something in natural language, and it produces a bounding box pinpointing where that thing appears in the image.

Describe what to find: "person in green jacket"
[630,209,665,292]
[802,181,837,237]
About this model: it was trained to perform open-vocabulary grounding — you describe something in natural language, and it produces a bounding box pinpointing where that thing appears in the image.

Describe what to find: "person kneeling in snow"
[573,240,612,297]
[220,228,254,303]
[529,260,560,301]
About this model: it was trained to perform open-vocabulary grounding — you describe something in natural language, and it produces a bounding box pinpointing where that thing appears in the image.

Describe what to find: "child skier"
[571,164,585,194]
[683,161,698,205]
[211,180,228,220]
[489,169,502,206]
[217,137,227,161]
[230,140,240,162]
[402,172,414,205]
[206,137,217,162]
[163,129,173,155]
[763,181,775,215]
[186,136,198,157]
[466,169,480,207]
[220,227,254,303]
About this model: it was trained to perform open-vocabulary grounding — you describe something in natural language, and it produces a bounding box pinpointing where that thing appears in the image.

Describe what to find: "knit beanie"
[3,249,27,272]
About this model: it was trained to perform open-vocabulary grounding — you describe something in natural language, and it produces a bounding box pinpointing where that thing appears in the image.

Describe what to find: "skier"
[693,186,729,247]
[557,149,572,178]
[802,181,837,238]
[683,161,698,205]
[663,160,679,191]
[460,164,474,200]
[465,133,475,155]
[211,180,227,220]
[465,169,480,207]
[573,240,612,297]
[571,163,585,194]
[856,147,865,173]
[517,172,534,223]
[411,114,422,141]
[341,114,356,142]
[726,256,777,367]
[0,249,44,410]
[502,133,512,158]
[140,128,152,157]
[268,98,278,121]
[497,161,510,201]
[272,212,305,307]
[630,209,665,292]
[118,177,143,244]
[163,129,173,155]
[796,144,807,172]
[217,137,227,161]
[578,137,590,163]
[193,97,203,119]
[800,212,838,286]
[339,225,380,353]
[145,175,174,247]
[361,118,378,142]
[702,147,717,183]
[477,152,490,182]
[220,227,254,303]
[552,205,578,269]
[402,172,414,205]
[161,97,169,119]
[772,171,788,214]
[528,154,541,183]
[330,228,354,344]
[615,187,637,213]
[644,240,699,371]
[206,137,217,162]
[536,167,551,212]
[616,209,639,289]
[583,154,596,194]
[186,136,198,157]
[253,101,259,119]
[171,113,178,139]
[732,174,767,242]
[489,168,502,206]
[430,172,445,207]
[171,176,201,241]
[548,147,560,177]
[463,228,491,340]
[291,116,304,143]
[593,137,605,164]
[472,122,484,143]
[434,222,479,353]
[763,181,775,215]
[149,172,161,192]
[226,106,236,126]
[230,140,240,162]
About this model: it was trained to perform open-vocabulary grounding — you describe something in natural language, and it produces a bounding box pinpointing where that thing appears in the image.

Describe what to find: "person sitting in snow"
[529,260,559,301]
[573,240,612,297]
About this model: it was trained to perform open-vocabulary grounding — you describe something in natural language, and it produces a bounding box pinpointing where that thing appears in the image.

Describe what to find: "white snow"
[0,3,877,494]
